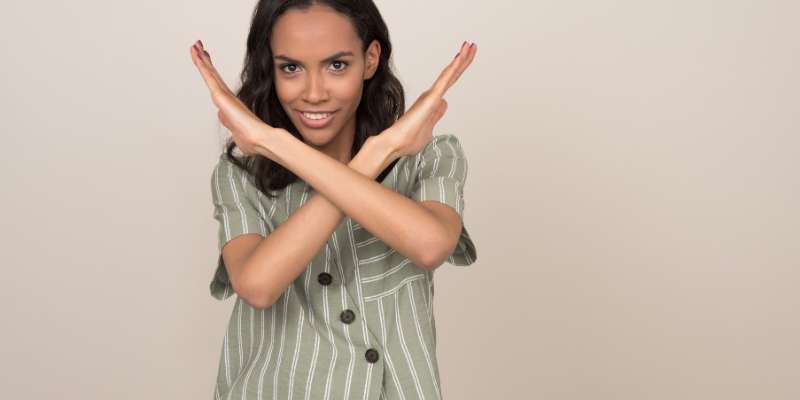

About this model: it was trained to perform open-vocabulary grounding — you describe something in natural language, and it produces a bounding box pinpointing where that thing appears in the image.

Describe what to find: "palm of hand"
[384,41,478,158]
[189,40,283,158]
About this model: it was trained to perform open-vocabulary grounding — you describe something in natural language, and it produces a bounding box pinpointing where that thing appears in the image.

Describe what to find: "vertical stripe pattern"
[207,134,477,399]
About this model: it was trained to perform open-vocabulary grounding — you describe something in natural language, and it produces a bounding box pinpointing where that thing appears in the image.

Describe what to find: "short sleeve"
[410,134,477,266]
[209,155,272,300]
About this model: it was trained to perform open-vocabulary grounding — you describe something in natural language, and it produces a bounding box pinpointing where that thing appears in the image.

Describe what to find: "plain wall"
[0,0,798,398]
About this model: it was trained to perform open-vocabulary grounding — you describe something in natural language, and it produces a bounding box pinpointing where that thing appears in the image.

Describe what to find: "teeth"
[302,112,331,120]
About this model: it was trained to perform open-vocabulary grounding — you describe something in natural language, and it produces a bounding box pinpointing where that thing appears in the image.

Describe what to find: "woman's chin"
[298,128,336,146]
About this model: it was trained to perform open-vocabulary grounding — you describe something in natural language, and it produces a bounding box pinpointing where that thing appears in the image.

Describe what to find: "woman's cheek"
[335,75,364,103]
[274,79,296,102]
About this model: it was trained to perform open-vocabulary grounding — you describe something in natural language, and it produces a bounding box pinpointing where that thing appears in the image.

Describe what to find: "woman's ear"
[363,40,381,80]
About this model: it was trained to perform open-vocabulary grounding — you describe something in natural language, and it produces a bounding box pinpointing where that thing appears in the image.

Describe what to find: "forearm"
[262,132,450,271]
[241,135,394,307]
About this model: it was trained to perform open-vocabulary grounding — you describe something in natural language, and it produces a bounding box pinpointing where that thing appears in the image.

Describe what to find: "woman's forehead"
[271,5,360,55]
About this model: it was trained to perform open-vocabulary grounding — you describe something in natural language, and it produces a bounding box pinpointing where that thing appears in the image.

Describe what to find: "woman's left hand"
[380,40,478,158]
[190,40,280,158]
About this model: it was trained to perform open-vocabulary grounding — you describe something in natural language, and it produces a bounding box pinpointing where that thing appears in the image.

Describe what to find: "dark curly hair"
[223,0,405,199]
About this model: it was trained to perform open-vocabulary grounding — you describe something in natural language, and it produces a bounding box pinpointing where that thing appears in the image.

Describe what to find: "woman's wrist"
[251,124,398,180]
[352,135,399,179]
[252,124,288,163]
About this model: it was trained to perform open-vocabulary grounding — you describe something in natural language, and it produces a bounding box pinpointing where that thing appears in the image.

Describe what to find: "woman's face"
[270,5,380,157]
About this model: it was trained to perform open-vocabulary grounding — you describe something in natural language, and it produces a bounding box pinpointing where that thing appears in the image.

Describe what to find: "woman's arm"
[260,131,456,272]
[237,137,395,308]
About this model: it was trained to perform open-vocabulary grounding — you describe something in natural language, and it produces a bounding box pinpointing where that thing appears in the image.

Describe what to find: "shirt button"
[317,272,333,286]
[340,309,355,324]
[365,348,380,363]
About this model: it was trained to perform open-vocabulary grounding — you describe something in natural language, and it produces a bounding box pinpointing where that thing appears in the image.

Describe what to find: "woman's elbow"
[235,279,277,310]
[417,239,454,271]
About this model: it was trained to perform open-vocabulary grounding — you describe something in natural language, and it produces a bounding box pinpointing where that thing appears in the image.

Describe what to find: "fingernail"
[198,40,204,49]
[469,42,475,48]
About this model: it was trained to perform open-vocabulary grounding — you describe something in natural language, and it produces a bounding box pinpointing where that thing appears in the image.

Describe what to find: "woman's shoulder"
[211,152,238,178]
[212,152,249,178]
[210,152,280,207]
[412,133,469,167]
[212,152,275,192]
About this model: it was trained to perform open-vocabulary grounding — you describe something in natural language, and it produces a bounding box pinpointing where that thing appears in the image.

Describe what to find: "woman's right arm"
[226,136,396,309]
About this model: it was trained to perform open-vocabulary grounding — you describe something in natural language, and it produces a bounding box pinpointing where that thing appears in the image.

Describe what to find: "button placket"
[326,219,386,363]
[325,240,357,326]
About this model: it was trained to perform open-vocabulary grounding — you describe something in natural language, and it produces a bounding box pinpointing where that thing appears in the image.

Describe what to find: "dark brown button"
[340,309,355,324]
[365,348,379,363]
[317,272,332,286]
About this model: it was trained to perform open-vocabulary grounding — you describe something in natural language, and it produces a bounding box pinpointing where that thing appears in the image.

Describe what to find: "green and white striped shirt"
[209,133,478,400]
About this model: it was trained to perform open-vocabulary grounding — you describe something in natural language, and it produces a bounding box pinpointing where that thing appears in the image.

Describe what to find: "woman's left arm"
[261,130,457,271]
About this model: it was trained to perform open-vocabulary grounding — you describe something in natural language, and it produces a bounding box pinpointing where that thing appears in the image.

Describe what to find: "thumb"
[431,98,448,125]
[419,99,448,138]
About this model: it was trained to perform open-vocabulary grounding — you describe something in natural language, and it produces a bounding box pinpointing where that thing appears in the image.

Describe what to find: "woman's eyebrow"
[274,51,354,65]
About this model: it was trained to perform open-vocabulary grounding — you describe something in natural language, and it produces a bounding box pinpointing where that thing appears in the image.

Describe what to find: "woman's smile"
[297,109,337,129]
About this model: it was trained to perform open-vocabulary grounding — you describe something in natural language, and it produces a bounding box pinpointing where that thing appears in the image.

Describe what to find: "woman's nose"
[303,73,329,103]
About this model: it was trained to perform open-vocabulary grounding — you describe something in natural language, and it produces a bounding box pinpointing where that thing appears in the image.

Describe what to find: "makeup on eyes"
[278,60,349,74]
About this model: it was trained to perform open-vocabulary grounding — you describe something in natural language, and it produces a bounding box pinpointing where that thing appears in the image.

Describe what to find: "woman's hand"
[190,40,281,158]
[380,41,478,158]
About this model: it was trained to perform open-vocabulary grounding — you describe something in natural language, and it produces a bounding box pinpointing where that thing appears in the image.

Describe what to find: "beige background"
[1,0,798,398]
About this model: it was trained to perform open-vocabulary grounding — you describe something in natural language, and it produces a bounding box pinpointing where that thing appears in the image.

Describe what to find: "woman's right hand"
[379,41,477,159]
[190,39,284,159]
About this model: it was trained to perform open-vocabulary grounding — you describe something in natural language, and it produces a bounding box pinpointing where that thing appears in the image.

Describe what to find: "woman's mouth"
[298,110,336,129]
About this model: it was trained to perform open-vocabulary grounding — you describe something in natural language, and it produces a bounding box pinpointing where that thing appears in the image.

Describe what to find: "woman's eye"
[280,64,299,74]
[330,60,348,72]
[278,61,348,74]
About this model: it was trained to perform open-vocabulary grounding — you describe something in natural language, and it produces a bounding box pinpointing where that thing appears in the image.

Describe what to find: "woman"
[190,1,478,398]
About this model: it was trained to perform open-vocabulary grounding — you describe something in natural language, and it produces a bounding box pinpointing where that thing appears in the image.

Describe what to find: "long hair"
[223,0,405,199]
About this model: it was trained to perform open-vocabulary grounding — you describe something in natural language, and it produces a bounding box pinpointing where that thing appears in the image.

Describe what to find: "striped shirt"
[209,133,478,400]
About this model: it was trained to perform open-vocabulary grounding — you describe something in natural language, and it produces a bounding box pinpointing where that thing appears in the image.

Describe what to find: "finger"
[428,42,470,97]
[191,44,225,96]
[195,45,230,95]
[422,42,466,100]
[196,45,235,95]
[191,43,233,97]
[437,42,476,96]
[444,43,477,91]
